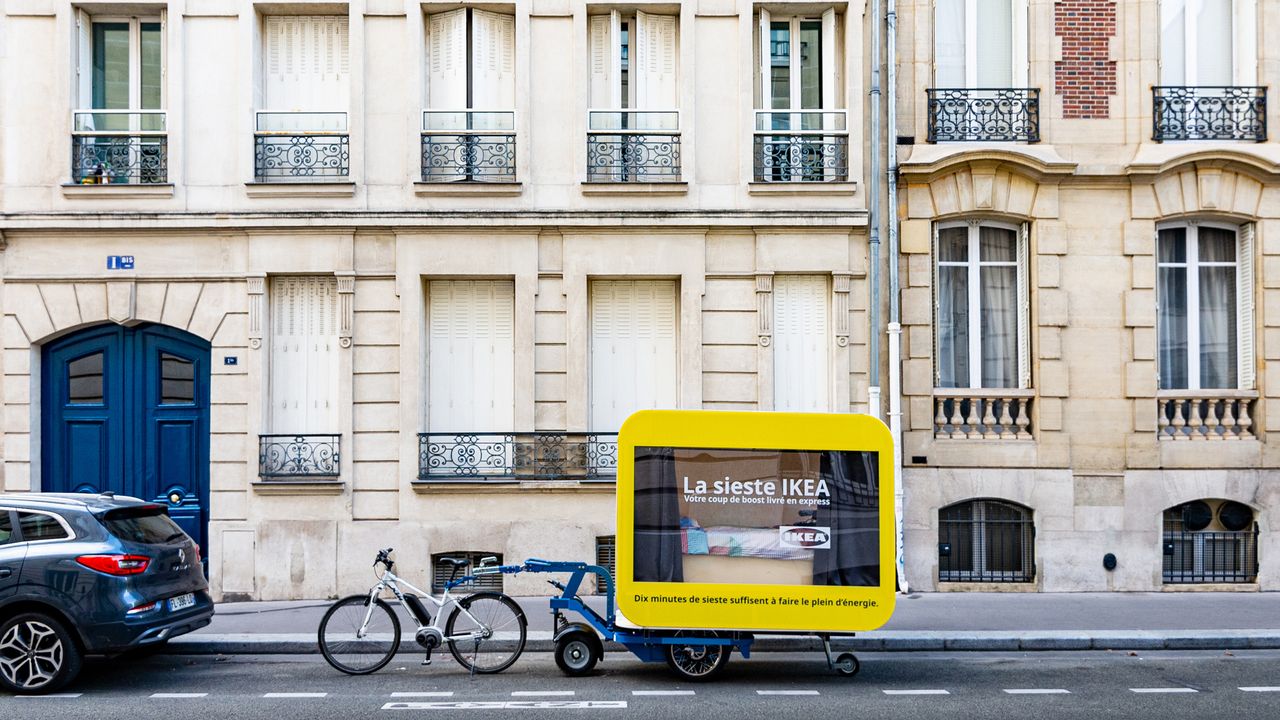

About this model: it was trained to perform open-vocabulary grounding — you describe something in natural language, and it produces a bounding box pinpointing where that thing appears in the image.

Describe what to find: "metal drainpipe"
[886,0,908,593]
[867,0,882,422]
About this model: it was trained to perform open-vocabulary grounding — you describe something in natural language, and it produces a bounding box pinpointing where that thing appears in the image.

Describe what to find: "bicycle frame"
[358,563,525,644]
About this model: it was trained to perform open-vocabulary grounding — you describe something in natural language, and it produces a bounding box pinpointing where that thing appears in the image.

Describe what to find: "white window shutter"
[933,223,942,386]
[428,281,515,431]
[427,9,467,109]
[821,9,838,111]
[76,8,93,110]
[470,10,516,109]
[590,280,677,430]
[635,11,678,109]
[270,277,339,433]
[757,9,771,107]
[1235,0,1257,84]
[934,0,967,86]
[1159,0,1187,84]
[1018,223,1031,389]
[773,276,830,412]
[588,14,618,107]
[263,16,293,110]
[1154,228,1162,388]
[1238,223,1256,390]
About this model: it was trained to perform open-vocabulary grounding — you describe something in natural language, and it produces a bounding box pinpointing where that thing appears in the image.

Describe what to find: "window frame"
[1158,0,1257,86]
[755,9,841,113]
[933,219,1029,390]
[1155,220,1250,391]
[81,14,166,111]
[938,498,1035,584]
[932,0,1028,88]
[12,510,76,546]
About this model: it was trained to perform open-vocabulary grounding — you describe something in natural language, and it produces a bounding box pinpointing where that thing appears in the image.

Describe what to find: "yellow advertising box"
[616,410,896,633]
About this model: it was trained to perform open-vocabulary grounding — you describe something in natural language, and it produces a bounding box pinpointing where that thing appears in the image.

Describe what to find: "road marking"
[383,701,627,710]
[511,691,575,697]
[150,693,209,698]
[1003,689,1071,695]
[1129,688,1198,694]
[263,692,328,698]
[1240,687,1280,692]
[632,690,696,696]
[756,690,820,696]
[883,689,950,696]
[391,692,455,697]
[17,693,82,698]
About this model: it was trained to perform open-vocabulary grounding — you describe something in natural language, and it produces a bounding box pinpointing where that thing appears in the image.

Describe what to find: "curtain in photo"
[632,446,684,583]
[812,451,879,587]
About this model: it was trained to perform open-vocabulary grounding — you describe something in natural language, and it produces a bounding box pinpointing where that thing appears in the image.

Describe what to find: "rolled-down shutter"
[1238,223,1256,390]
[428,280,515,432]
[590,280,677,430]
[270,276,339,433]
[773,276,830,412]
[263,15,349,121]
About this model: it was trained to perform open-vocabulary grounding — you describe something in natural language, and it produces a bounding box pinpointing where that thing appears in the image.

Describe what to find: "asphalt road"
[4,650,1280,720]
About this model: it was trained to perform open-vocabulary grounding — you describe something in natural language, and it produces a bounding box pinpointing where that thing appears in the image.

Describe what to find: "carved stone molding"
[833,273,851,347]
[336,273,355,348]
[755,273,774,346]
[246,275,265,350]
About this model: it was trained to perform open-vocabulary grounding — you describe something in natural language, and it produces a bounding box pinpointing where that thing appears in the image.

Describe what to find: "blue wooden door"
[42,324,211,553]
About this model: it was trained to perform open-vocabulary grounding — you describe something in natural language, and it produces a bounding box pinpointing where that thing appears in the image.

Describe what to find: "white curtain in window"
[936,227,969,387]
[1198,227,1237,388]
[980,227,1018,388]
[934,0,966,87]
[1194,0,1233,85]
[1159,0,1188,84]
[1157,228,1190,389]
[976,0,1013,86]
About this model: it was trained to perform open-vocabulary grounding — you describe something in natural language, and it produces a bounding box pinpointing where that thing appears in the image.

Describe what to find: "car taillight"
[76,554,151,576]
[127,601,159,615]
[194,544,202,563]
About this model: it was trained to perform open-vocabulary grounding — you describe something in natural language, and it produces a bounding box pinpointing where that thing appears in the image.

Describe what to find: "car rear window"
[17,512,70,542]
[100,507,186,545]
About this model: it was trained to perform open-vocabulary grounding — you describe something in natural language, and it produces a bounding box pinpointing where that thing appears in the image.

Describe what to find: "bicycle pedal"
[421,651,433,666]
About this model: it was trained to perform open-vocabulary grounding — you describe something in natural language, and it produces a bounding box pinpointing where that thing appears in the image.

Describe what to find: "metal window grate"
[1162,504,1259,584]
[431,552,504,594]
[938,499,1035,583]
[595,536,616,593]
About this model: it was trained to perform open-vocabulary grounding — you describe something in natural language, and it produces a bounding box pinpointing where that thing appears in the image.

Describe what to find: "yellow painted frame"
[616,410,897,633]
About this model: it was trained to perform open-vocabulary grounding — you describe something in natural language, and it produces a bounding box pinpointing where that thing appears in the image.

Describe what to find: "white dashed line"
[1129,688,1197,694]
[1240,687,1280,692]
[883,689,951,696]
[756,690,820,696]
[263,692,328,698]
[150,693,209,698]
[1003,689,1071,695]
[632,690,696,696]
[511,691,575,697]
[384,701,627,710]
[391,691,454,697]
[16,693,82,698]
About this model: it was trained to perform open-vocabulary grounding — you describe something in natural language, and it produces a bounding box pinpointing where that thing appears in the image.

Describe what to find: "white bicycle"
[318,548,527,675]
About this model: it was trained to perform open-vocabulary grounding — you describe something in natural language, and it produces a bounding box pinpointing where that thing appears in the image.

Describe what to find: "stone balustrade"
[1156,391,1258,440]
[933,389,1035,440]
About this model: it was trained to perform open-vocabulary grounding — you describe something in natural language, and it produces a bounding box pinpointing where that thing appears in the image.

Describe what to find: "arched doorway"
[41,323,211,553]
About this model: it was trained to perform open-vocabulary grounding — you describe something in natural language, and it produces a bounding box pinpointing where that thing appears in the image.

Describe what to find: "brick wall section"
[1054,0,1117,119]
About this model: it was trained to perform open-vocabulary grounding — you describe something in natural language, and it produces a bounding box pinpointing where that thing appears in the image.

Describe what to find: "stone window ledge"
[414,181,523,197]
[251,480,344,496]
[748,181,856,196]
[245,181,356,198]
[411,481,615,495]
[61,183,175,199]
[580,182,688,196]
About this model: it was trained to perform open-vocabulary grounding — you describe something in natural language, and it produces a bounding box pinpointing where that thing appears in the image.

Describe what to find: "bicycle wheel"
[318,595,401,675]
[444,592,527,674]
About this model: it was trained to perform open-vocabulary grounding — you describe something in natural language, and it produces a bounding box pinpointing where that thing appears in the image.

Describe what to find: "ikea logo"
[779,526,832,549]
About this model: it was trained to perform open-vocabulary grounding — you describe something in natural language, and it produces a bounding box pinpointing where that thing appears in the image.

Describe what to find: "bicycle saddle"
[439,557,469,567]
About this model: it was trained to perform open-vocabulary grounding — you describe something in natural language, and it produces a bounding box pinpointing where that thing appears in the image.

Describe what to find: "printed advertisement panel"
[617,410,896,633]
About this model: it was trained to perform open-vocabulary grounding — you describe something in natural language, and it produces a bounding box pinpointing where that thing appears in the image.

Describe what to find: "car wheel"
[0,613,83,694]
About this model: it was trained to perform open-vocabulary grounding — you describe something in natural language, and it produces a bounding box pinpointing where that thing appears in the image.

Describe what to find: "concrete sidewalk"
[172,591,1280,654]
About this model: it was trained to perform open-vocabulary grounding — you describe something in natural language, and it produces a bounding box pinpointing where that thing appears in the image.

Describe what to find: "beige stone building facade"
[0,0,873,599]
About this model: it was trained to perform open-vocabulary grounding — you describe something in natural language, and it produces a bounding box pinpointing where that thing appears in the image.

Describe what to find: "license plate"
[168,593,195,612]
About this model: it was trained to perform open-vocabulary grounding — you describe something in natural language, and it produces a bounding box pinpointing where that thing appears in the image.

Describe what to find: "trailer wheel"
[834,652,860,677]
[554,630,599,676]
[664,632,730,681]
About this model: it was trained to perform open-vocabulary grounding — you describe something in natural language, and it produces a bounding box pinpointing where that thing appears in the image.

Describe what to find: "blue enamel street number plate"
[107,255,135,270]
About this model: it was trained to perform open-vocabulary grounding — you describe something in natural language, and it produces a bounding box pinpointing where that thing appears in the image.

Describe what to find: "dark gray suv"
[0,493,214,694]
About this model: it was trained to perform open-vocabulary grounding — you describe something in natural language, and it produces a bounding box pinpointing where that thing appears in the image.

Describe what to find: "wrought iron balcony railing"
[254,111,349,181]
[1157,391,1257,440]
[1153,86,1267,142]
[1163,526,1259,584]
[753,110,849,182]
[933,389,1035,440]
[421,110,516,182]
[258,434,341,479]
[926,88,1041,143]
[586,110,681,182]
[71,110,168,184]
[417,432,619,483]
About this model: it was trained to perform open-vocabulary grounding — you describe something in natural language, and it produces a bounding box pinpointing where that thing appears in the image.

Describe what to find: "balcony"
[417,432,619,483]
[586,111,681,183]
[71,110,168,185]
[1152,87,1267,142]
[753,111,849,182]
[421,110,516,183]
[1156,391,1257,440]
[933,389,1034,440]
[254,112,349,182]
[258,434,341,479]
[926,89,1041,143]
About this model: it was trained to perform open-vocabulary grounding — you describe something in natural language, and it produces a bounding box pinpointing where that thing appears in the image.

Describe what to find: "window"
[933,0,1026,87]
[426,9,515,113]
[935,221,1029,389]
[100,506,185,545]
[757,11,839,114]
[589,280,678,431]
[938,499,1034,583]
[431,552,503,593]
[269,277,339,433]
[427,280,515,432]
[1156,223,1254,391]
[17,512,71,543]
[1158,0,1256,86]
[160,353,194,405]
[75,12,164,116]
[0,512,13,545]
[773,276,830,412]
[1163,500,1258,583]
[261,15,349,127]
[589,11,678,110]
[67,352,105,405]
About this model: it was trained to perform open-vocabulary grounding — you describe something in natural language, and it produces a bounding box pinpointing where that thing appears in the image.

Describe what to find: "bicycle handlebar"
[374,547,394,571]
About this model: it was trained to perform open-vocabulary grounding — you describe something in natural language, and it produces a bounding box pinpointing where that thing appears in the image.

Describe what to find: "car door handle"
[0,569,11,579]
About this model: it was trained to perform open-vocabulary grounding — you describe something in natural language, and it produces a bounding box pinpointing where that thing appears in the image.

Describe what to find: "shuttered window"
[425,9,515,110]
[773,276,830,412]
[263,15,349,112]
[427,280,515,432]
[269,276,339,433]
[595,536,616,593]
[589,280,678,431]
[432,552,504,593]
[589,10,678,108]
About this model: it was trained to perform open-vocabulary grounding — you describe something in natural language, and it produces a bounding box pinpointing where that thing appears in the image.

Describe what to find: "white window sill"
[414,181,523,197]
[61,183,175,199]
[581,181,688,196]
[251,479,344,496]
[245,181,355,198]
[748,181,856,196]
